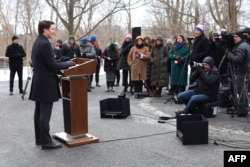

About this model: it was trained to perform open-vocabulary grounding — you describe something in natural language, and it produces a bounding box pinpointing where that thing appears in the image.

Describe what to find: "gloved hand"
[196,66,203,74]
[136,53,141,58]
[66,60,76,67]
[174,55,181,64]
[59,56,70,62]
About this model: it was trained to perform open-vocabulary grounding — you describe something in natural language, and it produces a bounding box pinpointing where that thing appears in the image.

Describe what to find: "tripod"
[226,55,249,117]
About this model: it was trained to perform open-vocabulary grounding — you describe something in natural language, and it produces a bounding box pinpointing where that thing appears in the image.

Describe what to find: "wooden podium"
[53,58,99,147]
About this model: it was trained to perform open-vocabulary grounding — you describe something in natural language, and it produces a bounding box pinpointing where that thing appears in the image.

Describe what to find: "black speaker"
[176,114,208,145]
[99,98,130,118]
[132,27,141,42]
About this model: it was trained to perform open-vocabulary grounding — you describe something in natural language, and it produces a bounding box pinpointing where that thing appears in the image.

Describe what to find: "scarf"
[175,42,184,49]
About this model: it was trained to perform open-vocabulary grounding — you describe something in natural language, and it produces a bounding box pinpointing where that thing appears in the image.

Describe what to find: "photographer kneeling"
[176,56,220,114]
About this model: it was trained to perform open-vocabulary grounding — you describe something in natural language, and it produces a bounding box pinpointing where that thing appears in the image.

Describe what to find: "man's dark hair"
[38,20,55,34]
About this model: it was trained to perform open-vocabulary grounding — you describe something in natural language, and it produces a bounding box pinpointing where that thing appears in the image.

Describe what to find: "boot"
[105,87,110,92]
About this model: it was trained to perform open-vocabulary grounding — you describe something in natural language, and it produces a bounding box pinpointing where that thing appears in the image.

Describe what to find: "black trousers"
[122,69,129,87]
[134,80,143,92]
[95,64,101,84]
[9,69,23,92]
[34,101,53,145]
[115,70,120,84]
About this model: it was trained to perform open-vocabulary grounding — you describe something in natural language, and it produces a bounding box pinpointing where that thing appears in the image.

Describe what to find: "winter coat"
[61,43,81,59]
[94,46,102,65]
[150,45,169,87]
[29,34,75,102]
[120,41,134,70]
[5,43,26,70]
[210,40,227,75]
[102,47,119,72]
[189,34,210,63]
[168,44,190,86]
[190,66,220,101]
[80,42,96,59]
[127,45,150,81]
[227,40,250,75]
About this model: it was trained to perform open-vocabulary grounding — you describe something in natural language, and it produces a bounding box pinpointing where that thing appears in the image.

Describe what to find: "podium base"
[53,132,99,147]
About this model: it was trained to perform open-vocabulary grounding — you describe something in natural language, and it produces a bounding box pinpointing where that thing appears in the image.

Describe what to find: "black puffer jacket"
[119,40,133,70]
[190,65,220,101]
[5,43,26,70]
[189,34,210,63]
[228,40,250,74]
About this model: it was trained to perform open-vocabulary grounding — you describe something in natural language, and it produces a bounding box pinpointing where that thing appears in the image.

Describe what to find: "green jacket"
[168,45,190,86]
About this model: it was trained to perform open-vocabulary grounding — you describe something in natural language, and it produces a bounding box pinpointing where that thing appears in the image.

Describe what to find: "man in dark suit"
[5,35,26,95]
[29,20,75,150]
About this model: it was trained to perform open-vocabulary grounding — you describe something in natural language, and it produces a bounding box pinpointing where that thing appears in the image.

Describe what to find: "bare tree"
[208,0,242,32]
[45,0,150,37]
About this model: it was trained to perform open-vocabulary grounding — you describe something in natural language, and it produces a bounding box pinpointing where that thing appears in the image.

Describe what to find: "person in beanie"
[226,30,250,117]
[177,56,220,114]
[189,24,210,85]
[150,35,169,97]
[102,42,119,92]
[5,35,26,95]
[79,36,95,91]
[120,34,134,93]
[128,36,150,99]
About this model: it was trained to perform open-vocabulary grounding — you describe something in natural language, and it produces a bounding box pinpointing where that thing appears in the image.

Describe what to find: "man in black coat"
[227,30,250,117]
[5,35,26,95]
[177,57,220,114]
[29,20,75,150]
[189,24,210,85]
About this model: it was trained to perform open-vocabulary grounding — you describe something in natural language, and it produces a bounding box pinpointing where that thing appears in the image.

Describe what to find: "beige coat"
[127,45,150,81]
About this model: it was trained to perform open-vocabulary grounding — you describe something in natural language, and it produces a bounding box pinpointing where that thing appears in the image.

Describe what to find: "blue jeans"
[178,90,210,113]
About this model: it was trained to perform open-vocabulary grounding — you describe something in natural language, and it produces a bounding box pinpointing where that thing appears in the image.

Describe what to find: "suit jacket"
[29,34,74,102]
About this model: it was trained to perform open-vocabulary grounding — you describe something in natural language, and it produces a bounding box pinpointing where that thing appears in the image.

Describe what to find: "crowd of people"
[7,24,250,115]
[4,20,250,150]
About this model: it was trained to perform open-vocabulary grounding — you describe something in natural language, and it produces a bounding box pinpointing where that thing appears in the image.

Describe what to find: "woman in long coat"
[127,36,150,98]
[150,35,168,97]
[168,34,190,94]
[120,34,134,92]
[102,42,119,92]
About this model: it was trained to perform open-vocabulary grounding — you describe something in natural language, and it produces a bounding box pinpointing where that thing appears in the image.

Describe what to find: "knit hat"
[155,35,163,42]
[57,39,63,44]
[125,34,132,40]
[90,35,97,42]
[234,30,245,39]
[203,56,214,68]
[81,37,89,44]
[12,35,18,41]
[195,24,204,33]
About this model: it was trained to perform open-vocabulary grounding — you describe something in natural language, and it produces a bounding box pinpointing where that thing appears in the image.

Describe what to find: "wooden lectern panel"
[54,58,99,147]
[63,58,96,77]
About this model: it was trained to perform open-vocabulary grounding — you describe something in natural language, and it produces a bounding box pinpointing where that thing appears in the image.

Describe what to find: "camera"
[190,61,203,68]
[220,30,235,51]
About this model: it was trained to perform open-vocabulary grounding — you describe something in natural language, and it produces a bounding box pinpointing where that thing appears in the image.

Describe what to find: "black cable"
[99,131,176,144]
[209,136,250,149]
[131,114,176,126]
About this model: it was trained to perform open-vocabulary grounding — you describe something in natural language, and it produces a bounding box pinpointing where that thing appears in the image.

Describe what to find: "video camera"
[220,29,235,51]
[190,61,203,68]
